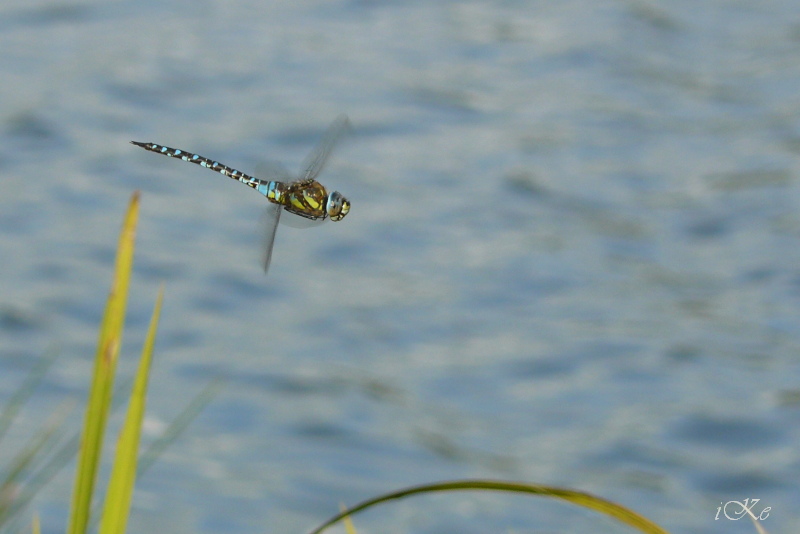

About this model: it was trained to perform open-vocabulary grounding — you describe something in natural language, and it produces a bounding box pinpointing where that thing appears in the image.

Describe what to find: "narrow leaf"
[67,192,139,534]
[309,480,670,534]
[0,348,59,444]
[100,286,163,534]
[0,402,73,522]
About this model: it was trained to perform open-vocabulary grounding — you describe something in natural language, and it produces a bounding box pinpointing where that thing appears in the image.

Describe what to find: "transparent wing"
[255,160,293,183]
[279,211,329,229]
[298,114,351,183]
[261,203,282,274]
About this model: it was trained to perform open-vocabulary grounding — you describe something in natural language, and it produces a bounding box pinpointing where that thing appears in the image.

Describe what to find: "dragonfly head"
[326,191,350,221]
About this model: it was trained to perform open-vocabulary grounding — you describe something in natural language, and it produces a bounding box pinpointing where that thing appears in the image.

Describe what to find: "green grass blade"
[99,286,163,534]
[83,375,221,532]
[67,192,140,534]
[138,377,224,476]
[0,348,60,444]
[2,374,217,530]
[0,403,73,523]
[338,504,357,534]
[2,379,141,528]
[308,480,670,534]
[2,431,79,527]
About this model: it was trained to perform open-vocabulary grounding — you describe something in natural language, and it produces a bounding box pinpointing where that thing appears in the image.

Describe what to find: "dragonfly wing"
[298,114,351,183]
[279,211,328,229]
[261,203,282,274]
[255,160,293,183]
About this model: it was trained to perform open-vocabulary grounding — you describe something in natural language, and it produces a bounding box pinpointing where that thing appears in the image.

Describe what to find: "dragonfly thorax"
[265,180,348,221]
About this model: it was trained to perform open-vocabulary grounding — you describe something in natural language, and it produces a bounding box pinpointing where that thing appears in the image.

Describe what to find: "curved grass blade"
[99,286,163,534]
[67,192,140,534]
[308,480,670,534]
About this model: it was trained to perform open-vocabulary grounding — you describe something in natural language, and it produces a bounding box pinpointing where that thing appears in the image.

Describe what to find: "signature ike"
[716,498,771,521]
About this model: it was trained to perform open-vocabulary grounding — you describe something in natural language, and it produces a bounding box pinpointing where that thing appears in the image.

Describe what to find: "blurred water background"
[1,1,799,533]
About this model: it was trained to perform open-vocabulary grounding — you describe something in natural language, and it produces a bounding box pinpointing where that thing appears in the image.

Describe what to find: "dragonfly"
[131,115,351,273]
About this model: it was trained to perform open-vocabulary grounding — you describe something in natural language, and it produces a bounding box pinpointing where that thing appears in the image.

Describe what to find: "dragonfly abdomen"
[130,141,262,190]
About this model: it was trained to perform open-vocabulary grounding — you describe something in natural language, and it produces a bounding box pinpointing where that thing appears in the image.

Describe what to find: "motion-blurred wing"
[261,203,282,274]
[279,211,329,229]
[298,114,351,183]
[255,160,293,183]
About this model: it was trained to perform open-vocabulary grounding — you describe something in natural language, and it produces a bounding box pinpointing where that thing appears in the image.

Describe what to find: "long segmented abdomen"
[130,141,265,190]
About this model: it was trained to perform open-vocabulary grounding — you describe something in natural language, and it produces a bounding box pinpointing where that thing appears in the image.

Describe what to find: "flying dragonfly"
[131,115,351,273]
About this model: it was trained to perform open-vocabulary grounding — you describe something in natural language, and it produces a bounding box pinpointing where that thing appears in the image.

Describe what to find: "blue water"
[1,1,798,533]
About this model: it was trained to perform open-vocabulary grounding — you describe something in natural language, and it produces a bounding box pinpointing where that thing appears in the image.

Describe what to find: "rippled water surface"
[1,1,799,533]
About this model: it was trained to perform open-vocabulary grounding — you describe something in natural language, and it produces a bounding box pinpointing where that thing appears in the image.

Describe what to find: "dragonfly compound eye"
[327,191,350,221]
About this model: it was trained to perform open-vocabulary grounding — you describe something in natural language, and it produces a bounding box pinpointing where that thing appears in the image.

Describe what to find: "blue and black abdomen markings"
[130,141,263,190]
